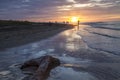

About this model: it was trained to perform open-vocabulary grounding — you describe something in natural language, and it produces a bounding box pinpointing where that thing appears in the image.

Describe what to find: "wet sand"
[0,25,120,80]
[0,23,73,50]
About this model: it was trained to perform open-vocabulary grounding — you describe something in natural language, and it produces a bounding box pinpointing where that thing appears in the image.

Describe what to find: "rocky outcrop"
[20,55,60,80]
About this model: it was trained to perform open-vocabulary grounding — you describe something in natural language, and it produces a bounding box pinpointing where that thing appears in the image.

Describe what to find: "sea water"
[78,21,120,55]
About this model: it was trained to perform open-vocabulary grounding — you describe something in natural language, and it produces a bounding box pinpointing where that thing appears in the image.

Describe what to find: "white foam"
[47,49,55,53]
[0,71,11,76]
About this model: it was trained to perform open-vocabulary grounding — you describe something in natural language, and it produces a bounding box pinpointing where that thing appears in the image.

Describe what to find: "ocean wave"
[84,27,120,39]
[84,22,120,31]
[88,46,120,56]
[92,26,120,31]
[78,24,120,56]
[86,30,120,39]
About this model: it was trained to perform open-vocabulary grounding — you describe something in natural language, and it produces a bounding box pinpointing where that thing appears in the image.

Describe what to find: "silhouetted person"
[77,20,80,30]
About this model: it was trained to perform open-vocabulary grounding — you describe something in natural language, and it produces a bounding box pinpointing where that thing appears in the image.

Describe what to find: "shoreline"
[0,22,73,50]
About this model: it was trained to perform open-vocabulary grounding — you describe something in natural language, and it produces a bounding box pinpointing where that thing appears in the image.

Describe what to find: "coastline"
[0,21,73,50]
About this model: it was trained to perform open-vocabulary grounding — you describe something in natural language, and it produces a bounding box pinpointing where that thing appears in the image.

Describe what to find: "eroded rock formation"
[20,55,60,80]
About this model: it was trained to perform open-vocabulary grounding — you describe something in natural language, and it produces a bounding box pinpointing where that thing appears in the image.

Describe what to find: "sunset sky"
[0,0,120,22]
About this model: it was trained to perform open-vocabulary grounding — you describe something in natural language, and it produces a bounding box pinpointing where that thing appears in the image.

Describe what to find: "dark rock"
[20,55,60,80]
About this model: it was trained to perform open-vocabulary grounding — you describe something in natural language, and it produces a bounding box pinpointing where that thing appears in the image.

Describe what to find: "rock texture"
[20,55,60,80]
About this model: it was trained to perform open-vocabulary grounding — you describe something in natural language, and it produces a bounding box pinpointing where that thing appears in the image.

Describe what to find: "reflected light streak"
[62,31,82,52]
[63,64,81,67]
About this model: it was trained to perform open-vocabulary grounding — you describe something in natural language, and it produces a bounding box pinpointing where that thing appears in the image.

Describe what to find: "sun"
[71,17,79,22]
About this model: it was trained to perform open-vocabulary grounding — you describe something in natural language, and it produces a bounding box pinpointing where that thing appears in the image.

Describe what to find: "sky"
[0,0,120,22]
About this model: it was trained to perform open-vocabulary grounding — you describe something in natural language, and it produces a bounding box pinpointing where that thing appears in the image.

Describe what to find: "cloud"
[0,0,120,22]
[66,0,76,3]
[22,0,30,3]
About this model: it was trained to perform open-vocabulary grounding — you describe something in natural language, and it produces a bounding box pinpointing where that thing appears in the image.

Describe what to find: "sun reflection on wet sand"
[48,66,98,80]
[59,25,88,52]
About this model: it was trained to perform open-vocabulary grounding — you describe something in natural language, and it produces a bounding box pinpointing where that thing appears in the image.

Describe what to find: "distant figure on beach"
[77,20,80,30]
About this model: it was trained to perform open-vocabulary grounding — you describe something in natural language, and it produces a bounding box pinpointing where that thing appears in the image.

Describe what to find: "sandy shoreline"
[0,23,73,50]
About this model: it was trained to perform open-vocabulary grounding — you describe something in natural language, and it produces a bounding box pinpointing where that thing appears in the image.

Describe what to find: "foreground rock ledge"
[20,55,60,80]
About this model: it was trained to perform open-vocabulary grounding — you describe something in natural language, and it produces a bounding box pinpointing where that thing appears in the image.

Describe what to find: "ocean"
[78,21,120,55]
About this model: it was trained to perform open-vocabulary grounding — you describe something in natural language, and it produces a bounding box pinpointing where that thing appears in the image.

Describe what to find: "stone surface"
[20,55,60,80]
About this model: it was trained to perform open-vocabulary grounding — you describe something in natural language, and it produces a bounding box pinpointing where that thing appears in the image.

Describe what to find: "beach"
[0,21,73,49]
[0,21,120,80]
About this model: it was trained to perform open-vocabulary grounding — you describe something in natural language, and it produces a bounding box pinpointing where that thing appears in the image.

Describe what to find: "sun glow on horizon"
[71,17,79,23]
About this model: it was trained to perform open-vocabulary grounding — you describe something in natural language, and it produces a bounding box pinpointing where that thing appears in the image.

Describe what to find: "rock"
[20,55,60,80]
